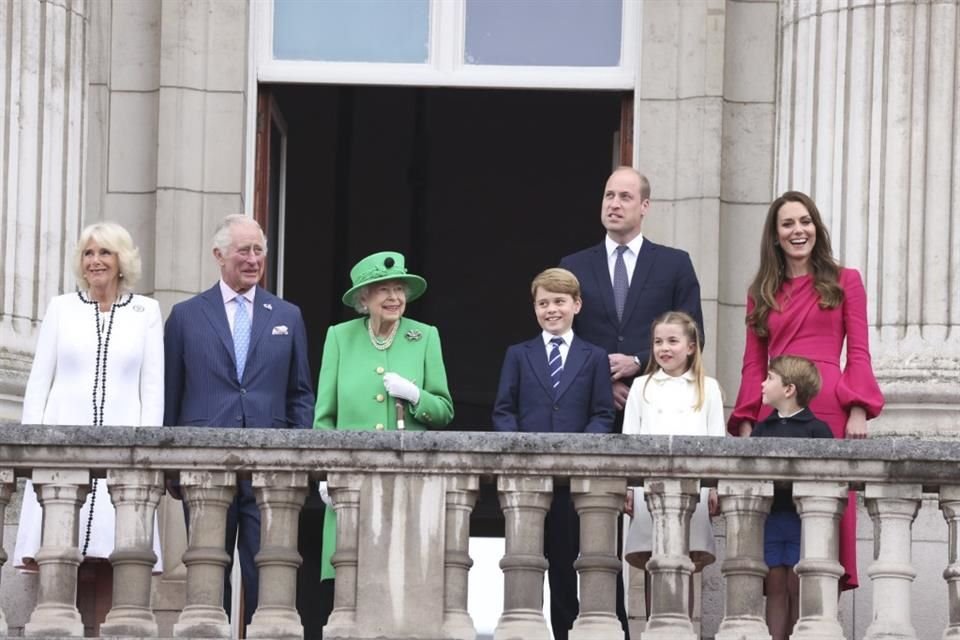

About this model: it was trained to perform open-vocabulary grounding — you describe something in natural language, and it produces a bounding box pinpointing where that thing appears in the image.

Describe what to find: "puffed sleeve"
[22,296,61,424]
[727,295,769,435]
[409,325,454,428]
[835,269,884,418]
[313,326,340,430]
[139,298,164,426]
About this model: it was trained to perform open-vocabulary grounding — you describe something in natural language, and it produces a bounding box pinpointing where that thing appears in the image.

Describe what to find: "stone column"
[640,478,699,640]
[442,474,479,640]
[323,472,363,639]
[715,480,773,640]
[775,0,960,436]
[0,469,14,635]
[247,470,309,640]
[493,475,552,640]
[569,476,626,639]
[791,481,847,640]
[23,468,90,638]
[172,471,236,639]
[939,487,960,640]
[100,469,165,637]
[626,561,648,637]
[0,0,88,422]
[863,483,921,640]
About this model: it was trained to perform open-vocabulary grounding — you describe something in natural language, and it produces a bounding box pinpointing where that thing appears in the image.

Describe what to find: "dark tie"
[548,336,564,395]
[613,244,629,321]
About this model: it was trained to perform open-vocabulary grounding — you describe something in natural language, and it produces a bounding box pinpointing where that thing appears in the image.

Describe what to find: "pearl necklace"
[76,290,133,556]
[367,319,399,351]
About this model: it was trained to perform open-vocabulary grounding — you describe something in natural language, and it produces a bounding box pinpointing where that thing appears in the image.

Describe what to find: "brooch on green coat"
[405,329,423,342]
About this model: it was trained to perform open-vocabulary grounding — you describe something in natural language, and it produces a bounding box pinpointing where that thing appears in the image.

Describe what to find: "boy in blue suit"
[493,267,615,640]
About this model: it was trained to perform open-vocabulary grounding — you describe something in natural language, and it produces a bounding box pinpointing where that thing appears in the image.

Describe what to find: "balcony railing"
[0,425,958,639]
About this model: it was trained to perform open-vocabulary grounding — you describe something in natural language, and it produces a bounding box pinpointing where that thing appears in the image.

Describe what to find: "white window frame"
[252,0,641,90]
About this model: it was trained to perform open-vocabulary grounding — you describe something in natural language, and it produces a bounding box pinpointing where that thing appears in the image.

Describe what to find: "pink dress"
[728,268,884,590]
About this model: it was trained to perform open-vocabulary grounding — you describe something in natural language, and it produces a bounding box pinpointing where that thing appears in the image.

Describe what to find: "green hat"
[342,251,428,307]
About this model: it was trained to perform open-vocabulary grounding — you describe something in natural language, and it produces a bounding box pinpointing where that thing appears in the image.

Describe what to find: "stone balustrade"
[0,426,957,639]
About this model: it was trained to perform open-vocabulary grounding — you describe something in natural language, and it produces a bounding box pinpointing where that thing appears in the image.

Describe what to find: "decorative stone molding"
[493,475,552,640]
[0,468,15,635]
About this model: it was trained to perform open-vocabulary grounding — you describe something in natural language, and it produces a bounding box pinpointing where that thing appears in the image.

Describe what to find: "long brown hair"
[746,191,843,337]
[642,311,707,411]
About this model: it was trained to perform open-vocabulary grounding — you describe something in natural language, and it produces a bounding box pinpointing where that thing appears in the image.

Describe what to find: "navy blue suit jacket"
[163,284,314,429]
[492,335,614,433]
[559,239,704,366]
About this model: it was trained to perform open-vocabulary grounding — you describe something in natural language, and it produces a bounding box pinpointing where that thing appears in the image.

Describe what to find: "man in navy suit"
[493,267,614,640]
[164,214,314,628]
[559,166,704,417]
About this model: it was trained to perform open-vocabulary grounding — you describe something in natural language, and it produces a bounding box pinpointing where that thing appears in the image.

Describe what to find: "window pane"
[273,0,429,63]
[465,0,622,66]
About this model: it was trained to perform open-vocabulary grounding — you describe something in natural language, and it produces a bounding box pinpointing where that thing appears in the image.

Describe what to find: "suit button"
[375,423,384,430]
[554,405,560,411]
[618,336,624,342]
[240,388,246,395]
[376,394,385,402]
[376,367,385,375]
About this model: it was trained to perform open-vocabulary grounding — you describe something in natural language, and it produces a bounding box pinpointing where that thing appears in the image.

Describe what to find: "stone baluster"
[493,475,552,640]
[939,486,960,639]
[23,469,90,638]
[100,469,165,637]
[0,469,14,636]
[791,481,848,640]
[569,476,627,639]
[442,474,479,640]
[715,480,773,640]
[247,470,309,639]
[626,562,648,637]
[323,472,363,639]
[173,471,237,639]
[639,478,699,640]
[863,483,921,640]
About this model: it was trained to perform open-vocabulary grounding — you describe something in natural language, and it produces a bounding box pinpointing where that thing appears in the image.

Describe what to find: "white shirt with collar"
[541,329,575,366]
[621,367,725,437]
[220,280,256,332]
[605,233,644,286]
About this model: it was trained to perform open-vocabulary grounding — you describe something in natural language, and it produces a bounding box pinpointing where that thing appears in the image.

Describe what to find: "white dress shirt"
[605,233,644,286]
[541,329,575,366]
[220,280,256,331]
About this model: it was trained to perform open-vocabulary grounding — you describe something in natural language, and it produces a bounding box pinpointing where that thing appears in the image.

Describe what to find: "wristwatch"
[633,355,641,367]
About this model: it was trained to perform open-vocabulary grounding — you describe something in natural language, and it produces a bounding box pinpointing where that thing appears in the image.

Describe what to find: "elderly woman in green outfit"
[313,251,454,623]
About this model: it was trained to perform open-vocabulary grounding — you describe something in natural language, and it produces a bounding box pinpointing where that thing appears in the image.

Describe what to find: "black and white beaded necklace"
[76,290,133,556]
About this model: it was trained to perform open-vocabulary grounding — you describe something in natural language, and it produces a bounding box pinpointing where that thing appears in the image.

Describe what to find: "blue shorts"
[764,510,801,568]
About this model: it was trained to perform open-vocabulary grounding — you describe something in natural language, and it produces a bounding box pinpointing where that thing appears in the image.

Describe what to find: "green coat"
[313,316,454,579]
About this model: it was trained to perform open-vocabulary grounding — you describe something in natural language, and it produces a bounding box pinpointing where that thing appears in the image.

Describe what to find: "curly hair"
[73,222,142,292]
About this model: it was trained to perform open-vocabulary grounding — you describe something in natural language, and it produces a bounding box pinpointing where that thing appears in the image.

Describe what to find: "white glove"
[383,372,421,405]
[317,480,333,506]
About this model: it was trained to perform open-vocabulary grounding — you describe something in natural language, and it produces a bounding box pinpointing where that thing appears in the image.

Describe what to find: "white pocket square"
[272,325,289,336]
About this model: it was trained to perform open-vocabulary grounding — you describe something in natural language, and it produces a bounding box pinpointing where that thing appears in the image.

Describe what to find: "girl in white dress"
[14,222,164,588]
[622,311,725,603]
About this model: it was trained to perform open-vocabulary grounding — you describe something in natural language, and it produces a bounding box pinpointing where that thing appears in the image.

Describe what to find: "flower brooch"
[405,329,422,342]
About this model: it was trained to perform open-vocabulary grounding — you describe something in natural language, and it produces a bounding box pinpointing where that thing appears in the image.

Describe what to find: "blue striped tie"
[548,336,564,395]
[233,297,251,381]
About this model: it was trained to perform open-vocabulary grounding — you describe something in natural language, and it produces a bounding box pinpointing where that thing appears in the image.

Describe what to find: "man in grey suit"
[164,214,314,627]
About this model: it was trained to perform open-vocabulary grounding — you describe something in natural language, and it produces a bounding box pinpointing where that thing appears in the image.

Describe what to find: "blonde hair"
[769,355,822,407]
[73,222,142,292]
[641,311,706,411]
[530,268,581,300]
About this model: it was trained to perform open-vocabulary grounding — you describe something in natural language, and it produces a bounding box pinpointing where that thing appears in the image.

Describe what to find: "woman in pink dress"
[728,191,884,591]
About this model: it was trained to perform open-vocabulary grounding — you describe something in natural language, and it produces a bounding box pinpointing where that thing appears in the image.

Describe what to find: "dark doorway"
[272,84,623,428]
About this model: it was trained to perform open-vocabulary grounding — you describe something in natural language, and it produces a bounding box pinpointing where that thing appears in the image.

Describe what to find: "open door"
[254,89,289,294]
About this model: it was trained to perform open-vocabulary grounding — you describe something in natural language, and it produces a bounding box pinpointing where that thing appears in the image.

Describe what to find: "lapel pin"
[263,303,273,310]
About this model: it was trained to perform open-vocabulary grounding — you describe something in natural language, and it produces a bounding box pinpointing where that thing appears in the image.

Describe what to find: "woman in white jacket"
[14,222,163,623]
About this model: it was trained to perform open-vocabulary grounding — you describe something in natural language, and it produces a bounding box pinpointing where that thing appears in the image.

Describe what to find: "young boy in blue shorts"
[751,354,833,640]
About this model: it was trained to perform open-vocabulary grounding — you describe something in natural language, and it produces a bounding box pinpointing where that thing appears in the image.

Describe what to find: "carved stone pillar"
[775,0,960,436]
[640,478,699,640]
[863,483,921,640]
[172,471,236,639]
[939,486,960,639]
[569,476,626,639]
[791,481,847,640]
[24,469,90,638]
[0,0,87,421]
[493,475,552,640]
[323,473,363,639]
[0,469,14,636]
[247,471,309,640]
[715,480,773,640]
[100,469,165,637]
[626,561,648,637]
[442,475,479,640]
